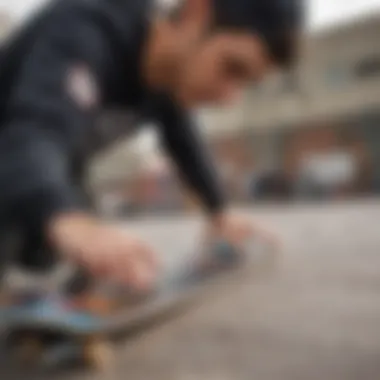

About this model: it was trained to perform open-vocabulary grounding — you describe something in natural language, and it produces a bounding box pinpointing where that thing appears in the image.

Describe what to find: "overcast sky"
[0,0,379,31]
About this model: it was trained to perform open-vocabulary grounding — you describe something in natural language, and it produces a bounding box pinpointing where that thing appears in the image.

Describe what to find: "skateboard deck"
[0,240,275,370]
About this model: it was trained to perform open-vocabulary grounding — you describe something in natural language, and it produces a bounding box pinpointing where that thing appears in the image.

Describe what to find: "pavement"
[1,200,380,380]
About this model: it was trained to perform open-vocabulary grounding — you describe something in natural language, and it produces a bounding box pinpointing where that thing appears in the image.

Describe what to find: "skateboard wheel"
[83,339,112,371]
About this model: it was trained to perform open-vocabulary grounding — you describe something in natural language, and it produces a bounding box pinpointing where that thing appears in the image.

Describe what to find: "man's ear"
[177,0,212,38]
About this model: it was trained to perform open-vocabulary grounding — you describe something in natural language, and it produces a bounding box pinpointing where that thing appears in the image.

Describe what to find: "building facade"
[203,15,380,198]
[93,15,380,208]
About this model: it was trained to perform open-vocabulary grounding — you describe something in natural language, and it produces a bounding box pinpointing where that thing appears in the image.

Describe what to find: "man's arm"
[0,7,110,238]
[157,97,225,214]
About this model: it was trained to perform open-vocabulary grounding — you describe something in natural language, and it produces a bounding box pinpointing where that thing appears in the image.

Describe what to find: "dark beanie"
[211,0,304,65]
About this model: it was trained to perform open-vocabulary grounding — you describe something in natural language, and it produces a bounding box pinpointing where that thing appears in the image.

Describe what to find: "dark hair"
[211,0,304,66]
[165,0,304,66]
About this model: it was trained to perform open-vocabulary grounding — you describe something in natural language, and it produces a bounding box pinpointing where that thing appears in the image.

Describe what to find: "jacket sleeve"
[157,98,226,214]
[0,9,110,234]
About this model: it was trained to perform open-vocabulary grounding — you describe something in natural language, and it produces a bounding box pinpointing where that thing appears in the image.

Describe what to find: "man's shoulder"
[26,0,151,34]
[62,0,152,25]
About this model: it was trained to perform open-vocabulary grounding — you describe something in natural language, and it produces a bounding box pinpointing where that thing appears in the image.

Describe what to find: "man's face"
[175,32,273,107]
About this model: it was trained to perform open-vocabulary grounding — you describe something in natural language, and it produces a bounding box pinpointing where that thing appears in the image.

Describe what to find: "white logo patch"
[66,64,99,109]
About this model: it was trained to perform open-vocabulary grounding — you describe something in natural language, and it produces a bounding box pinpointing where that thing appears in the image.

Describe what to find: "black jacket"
[0,0,224,237]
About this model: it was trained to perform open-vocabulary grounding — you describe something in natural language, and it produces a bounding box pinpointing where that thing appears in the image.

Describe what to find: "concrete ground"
[2,200,380,380]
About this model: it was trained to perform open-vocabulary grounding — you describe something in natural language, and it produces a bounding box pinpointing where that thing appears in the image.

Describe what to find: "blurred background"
[0,1,380,380]
[88,3,380,218]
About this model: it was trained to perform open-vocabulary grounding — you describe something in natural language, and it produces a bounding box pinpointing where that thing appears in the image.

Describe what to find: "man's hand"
[48,213,158,291]
[206,210,279,250]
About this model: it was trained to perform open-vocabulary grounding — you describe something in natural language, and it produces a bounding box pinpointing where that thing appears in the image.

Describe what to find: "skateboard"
[0,239,275,371]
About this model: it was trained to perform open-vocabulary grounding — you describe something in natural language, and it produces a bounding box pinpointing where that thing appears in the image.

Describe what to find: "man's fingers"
[133,243,158,288]
[118,252,155,290]
[111,240,157,290]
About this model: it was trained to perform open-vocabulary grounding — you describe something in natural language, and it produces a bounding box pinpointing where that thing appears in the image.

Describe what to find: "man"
[0,0,303,291]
